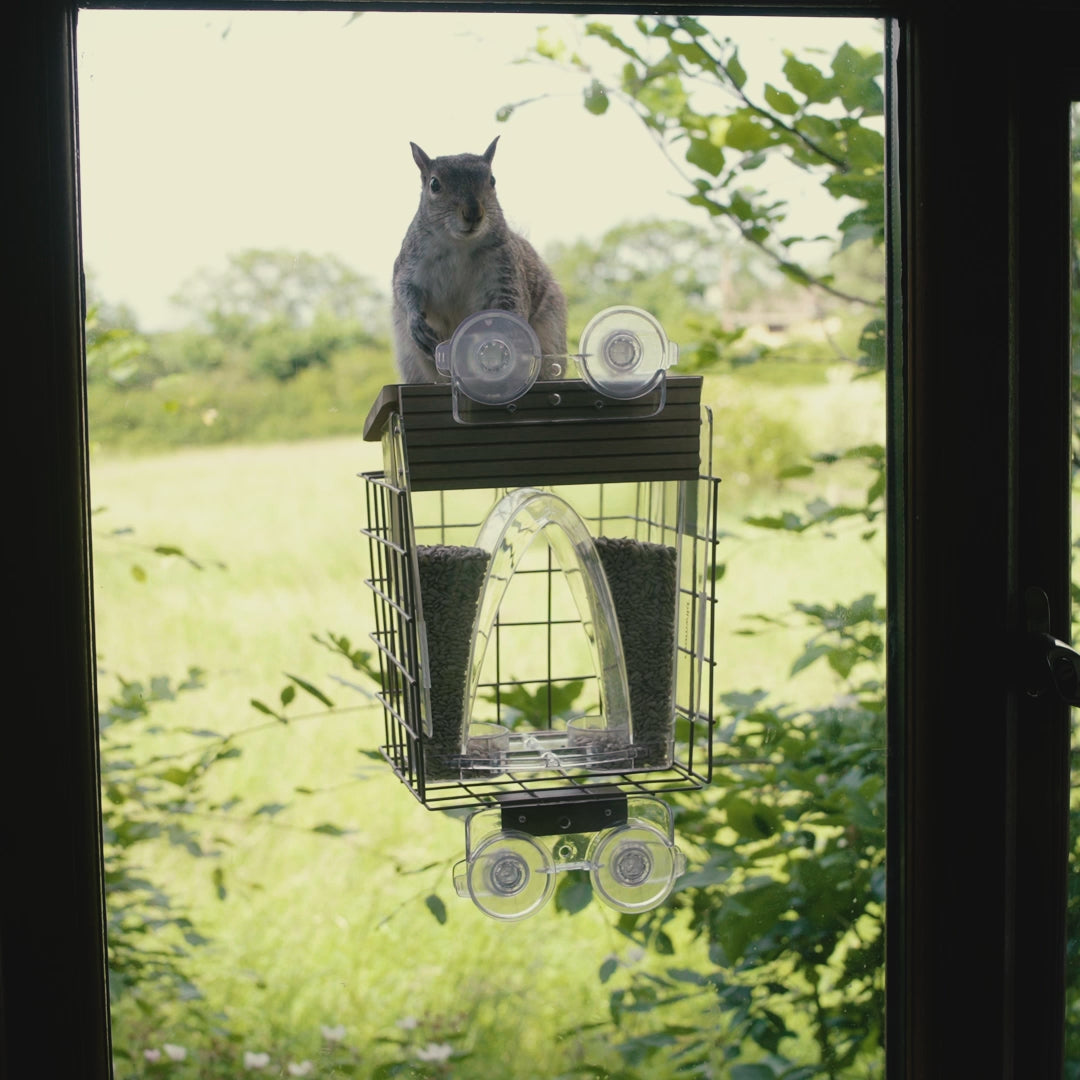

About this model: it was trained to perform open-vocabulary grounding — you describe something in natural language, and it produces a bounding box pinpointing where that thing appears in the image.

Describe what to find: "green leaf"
[724,796,781,840]
[790,642,833,676]
[725,114,772,152]
[713,880,791,964]
[685,138,726,176]
[827,647,860,679]
[250,698,280,720]
[584,80,610,115]
[675,14,707,36]
[764,83,799,115]
[731,1065,778,1080]
[556,874,593,914]
[586,21,645,64]
[726,51,747,90]
[599,957,618,983]
[312,823,349,837]
[285,673,334,708]
[424,894,448,924]
[212,866,227,900]
[160,767,192,787]
[280,684,296,707]
[782,55,831,103]
[653,930,675,955]
[253,802,288,817]
[130,564,147,583]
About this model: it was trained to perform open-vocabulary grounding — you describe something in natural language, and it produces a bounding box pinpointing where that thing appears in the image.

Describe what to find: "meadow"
[91,367,885,1078]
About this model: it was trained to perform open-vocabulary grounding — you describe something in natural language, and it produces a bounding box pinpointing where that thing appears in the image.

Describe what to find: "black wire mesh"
[361,470,720,812]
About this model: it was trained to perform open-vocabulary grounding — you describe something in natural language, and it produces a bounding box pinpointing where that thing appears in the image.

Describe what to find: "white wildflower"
[415,1042,453,1063]
[395,1016,419,1030]
[244,1050,271,1070]
[143,1049,162,1063]
[320,1024,346,1042]
[287,1063,315,1077]
[163,1044,187,1062]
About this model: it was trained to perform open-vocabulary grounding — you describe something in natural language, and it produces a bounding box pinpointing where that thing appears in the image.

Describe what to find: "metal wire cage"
[360,377,720,812]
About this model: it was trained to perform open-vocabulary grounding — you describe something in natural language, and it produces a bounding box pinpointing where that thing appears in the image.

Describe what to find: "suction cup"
[577,306,678,400]
[464,830,556,921]
[587,819,685,913]
[434,310,542,406]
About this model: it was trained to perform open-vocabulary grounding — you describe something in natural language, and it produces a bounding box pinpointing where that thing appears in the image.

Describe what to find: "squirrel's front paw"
[410,315,441,357]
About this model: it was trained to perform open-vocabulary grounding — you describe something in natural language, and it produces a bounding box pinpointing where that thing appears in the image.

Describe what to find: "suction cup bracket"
[453,794,685,920]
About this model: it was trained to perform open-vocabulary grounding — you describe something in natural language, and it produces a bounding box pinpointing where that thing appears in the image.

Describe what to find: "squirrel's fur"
[391,137,567,384]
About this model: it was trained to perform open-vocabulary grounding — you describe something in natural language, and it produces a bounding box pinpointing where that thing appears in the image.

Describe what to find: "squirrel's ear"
[482,136,499,165]
[410,142,431,174]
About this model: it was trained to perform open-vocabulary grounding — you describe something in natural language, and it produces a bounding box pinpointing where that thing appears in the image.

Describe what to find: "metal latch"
[1023,586,1080,705]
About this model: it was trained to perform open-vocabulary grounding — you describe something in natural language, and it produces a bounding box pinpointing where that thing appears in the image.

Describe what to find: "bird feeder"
[361,308,720,919]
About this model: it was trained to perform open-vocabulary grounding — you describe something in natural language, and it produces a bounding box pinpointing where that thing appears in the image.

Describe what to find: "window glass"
[79,12,886,1078]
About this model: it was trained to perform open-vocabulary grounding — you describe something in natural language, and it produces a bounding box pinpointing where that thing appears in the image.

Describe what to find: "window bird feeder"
[361,308,720,920]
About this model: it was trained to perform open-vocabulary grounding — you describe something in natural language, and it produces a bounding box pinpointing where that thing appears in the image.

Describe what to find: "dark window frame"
[7,4,1080,1078]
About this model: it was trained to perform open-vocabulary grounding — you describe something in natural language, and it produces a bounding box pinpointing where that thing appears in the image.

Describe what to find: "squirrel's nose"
[462,198,484,228]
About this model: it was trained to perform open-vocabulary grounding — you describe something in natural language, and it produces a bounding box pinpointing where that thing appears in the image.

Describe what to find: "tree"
[171,248,388,350]
[547,217,787,361]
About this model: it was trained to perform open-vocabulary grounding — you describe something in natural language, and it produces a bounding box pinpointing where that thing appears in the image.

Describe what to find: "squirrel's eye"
[490,174,496,188]
[429,177,441,194]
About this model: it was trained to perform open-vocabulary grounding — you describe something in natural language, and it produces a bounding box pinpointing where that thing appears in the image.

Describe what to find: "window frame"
[7,4,1080,1078]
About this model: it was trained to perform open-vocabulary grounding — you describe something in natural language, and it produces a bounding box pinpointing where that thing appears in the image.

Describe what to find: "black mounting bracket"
[496,786,629,837]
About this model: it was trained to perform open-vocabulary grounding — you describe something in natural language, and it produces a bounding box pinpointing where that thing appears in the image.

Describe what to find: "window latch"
[1023,586,1080,705]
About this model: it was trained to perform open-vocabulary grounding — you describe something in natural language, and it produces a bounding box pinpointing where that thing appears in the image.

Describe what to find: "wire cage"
[360,375,721,813]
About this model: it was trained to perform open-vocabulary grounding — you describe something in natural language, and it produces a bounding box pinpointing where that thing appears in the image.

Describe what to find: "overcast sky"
[76,10,882,330]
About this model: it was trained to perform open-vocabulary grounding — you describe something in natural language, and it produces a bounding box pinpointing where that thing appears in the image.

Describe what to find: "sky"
[76,10,882,331]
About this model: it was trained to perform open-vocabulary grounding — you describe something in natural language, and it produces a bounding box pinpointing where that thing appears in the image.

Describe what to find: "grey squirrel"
[391,137,568,384]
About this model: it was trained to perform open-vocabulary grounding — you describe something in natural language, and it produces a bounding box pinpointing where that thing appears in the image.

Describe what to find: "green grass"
[91,370,885,1078]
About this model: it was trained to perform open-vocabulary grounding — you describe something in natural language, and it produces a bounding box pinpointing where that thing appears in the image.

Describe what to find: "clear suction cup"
[456,830,556,921]
[434,310,542,406]
[577,306,678,400]
[587,818,686,913]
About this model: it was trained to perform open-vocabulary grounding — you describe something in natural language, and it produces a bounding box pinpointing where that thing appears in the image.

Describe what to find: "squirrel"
[391,137,568,384]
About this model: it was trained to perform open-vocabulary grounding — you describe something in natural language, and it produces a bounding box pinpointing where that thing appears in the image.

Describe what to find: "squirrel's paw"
[410,315,442,357]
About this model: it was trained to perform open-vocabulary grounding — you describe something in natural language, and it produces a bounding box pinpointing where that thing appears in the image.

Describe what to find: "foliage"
[85,247,399,450]
[506,15,885,377]
[86,300,152,388]
[166,250,387,382]
[87,340,395,451]
[547,217,779,360]
[101,656,365,1078]
[171,248,388,347]
[579,602,885,1080]
[100,666,220,1020]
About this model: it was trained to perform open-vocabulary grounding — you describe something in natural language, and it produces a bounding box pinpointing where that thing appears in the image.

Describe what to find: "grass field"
[90,369,885,1077]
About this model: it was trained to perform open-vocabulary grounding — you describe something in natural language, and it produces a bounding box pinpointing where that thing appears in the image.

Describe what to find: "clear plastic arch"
[461,488,633,754]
